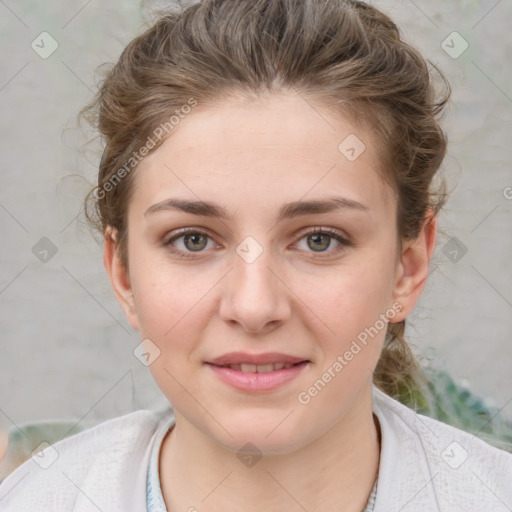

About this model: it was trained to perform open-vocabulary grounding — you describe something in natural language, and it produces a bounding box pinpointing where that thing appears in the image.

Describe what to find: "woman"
[1,0,511,511]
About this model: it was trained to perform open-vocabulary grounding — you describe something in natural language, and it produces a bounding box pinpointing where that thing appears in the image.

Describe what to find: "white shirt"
[1,385,511,511]
[144,415,378,511]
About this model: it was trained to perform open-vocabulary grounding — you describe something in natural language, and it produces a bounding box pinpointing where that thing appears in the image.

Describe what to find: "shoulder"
[373,384,512,464]
[372,386,512,511]
[0,407,174,512]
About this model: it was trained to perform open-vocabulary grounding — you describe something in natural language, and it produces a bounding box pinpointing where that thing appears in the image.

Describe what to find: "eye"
[294,227,351,256]
[163,228,217,258]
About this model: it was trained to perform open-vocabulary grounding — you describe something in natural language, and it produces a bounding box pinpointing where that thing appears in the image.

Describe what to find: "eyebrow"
[145,196,370,222]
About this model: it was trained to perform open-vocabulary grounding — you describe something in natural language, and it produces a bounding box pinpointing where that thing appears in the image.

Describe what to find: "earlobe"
[391,211,437,322]
[103,227,140,331]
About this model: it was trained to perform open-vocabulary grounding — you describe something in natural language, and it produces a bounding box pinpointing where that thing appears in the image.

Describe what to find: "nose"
[218,242,291,334]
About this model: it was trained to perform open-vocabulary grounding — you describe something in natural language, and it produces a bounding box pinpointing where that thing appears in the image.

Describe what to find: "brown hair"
[79,0,450,403]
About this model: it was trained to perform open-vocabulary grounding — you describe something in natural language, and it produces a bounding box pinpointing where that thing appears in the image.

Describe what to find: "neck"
[159,385,381,512]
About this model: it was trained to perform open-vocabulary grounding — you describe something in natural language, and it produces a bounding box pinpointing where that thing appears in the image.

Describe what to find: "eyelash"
[162,227,351,259]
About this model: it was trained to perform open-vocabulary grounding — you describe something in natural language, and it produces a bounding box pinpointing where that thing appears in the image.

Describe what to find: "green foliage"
[399,368,512,453]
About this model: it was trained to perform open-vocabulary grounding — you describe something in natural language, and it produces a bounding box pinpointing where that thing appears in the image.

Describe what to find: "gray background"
[0,0,511,434]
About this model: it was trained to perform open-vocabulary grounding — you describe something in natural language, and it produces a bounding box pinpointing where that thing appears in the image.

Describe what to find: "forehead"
[132,91,396,219]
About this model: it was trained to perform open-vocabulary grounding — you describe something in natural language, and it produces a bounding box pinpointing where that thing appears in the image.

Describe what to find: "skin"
[0,431,7,463]
[104,90,436,512]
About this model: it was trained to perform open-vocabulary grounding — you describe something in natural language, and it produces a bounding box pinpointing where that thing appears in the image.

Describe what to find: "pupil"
[186,234,206,251]
[309,234,329,251]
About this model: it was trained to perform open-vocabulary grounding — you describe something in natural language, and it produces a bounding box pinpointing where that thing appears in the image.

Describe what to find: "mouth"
[206,361,308,372]
[204,360,310,392]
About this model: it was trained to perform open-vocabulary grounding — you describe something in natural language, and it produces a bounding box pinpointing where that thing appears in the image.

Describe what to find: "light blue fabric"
[145,416,378,512]
[364,477,378,512]
[146,416,173,512]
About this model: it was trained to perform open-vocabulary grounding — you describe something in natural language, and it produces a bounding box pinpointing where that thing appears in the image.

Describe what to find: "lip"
[206,351,308,366]
[205,361,310,393]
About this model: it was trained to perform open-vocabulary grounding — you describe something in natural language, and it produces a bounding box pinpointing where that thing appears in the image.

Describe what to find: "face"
[105,91,434,455]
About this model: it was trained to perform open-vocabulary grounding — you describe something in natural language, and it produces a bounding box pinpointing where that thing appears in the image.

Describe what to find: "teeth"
[225,362,297,373]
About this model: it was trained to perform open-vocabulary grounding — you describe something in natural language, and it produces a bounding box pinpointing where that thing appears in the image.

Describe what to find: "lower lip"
[205,362,309,392]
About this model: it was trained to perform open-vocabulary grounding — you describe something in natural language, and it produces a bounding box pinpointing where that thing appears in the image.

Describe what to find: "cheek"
[301,254,396,361]
[310,255,395,323]
[131,266,211,399]
[130,254,216,354]
[134,277,201,339]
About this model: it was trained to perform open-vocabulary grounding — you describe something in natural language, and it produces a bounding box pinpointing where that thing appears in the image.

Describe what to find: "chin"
[209,417,311,457]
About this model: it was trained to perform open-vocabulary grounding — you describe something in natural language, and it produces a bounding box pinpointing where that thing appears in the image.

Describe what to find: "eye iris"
[184,233,207,251]
[308,233,331,252]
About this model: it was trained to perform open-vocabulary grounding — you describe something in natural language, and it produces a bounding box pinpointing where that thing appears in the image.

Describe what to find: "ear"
[391,211,437,322]
[103,227,140,331]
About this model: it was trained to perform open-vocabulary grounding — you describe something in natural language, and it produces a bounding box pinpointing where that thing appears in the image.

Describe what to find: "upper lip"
[206,352,309,366]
